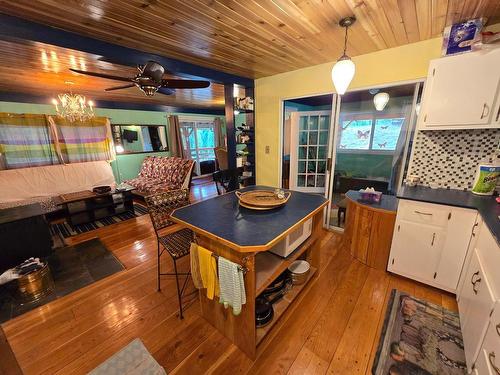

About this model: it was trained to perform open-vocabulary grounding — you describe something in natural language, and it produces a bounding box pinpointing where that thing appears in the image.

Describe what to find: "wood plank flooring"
[0,182,457,374]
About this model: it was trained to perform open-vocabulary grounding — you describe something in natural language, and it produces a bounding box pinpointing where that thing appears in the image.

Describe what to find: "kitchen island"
[171,186,328,358]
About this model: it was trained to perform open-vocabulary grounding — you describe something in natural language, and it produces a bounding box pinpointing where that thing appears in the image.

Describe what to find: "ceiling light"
[374,92,390,111]
[331,17,356,95]
[53,83,95,122]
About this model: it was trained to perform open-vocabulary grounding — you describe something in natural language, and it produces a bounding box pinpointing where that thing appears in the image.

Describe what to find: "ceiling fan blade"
[157,87,175,95]
[70,68,132,83]
[105,84,136,91]
[161,79,210,89]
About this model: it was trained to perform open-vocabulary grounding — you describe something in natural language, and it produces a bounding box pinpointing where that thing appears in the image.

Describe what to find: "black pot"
[255,273,292,327]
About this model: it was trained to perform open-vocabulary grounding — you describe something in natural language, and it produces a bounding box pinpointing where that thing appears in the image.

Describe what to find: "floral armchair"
[125,156,195,196]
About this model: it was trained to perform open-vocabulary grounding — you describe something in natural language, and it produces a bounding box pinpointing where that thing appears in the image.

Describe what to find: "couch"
[125,156,195,196]
[0,160,116,205]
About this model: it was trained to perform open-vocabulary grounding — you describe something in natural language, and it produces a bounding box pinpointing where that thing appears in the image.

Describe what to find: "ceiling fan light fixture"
[332,16,356,95]
[374,92,390,111]
[141,85,159,96]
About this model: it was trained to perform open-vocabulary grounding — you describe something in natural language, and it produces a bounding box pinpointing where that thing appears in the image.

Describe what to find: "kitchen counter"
[171,185,328,252]
[345,190,398,212]
[398,185,500,245]
[170,186,328,359]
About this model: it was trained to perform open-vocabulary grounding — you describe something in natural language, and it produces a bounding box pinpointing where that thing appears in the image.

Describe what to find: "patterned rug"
[50,203,148,238]
[372,290,466,375]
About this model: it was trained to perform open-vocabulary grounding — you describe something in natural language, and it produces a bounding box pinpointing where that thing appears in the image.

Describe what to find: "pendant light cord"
[343,25,348,56]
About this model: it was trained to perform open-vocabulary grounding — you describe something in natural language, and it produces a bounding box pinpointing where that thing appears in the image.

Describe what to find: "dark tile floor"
[0,238,124,323]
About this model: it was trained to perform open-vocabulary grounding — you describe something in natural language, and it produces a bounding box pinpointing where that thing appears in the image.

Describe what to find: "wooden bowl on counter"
[235,190,291,211]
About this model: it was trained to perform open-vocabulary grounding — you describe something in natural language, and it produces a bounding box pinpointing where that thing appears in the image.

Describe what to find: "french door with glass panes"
[289,111,331,193]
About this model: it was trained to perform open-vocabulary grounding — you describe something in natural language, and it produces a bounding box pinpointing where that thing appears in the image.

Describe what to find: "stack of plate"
[235,190,291,210]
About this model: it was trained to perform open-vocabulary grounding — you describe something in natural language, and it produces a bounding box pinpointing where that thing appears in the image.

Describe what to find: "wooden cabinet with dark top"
[343,190,397,271]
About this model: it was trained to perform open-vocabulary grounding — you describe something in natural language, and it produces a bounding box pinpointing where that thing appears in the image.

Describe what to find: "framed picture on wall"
[112,124,169,154]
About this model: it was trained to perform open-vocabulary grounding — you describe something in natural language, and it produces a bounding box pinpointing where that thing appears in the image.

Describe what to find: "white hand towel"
[217,257,246,316]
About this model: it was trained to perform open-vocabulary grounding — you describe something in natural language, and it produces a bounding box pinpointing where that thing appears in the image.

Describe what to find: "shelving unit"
[222,83,256,188]
[256,267,317,345]
[255,234,316,295]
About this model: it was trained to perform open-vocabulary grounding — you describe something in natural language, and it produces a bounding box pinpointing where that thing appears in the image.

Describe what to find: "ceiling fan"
[69,61,210,96]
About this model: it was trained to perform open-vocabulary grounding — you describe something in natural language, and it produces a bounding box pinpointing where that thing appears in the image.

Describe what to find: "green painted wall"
[0,101,223,183]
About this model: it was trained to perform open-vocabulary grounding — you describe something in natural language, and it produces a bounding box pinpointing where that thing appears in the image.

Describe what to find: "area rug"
[0,238,124,323]
[372,289,466,375]
[88,338,166,375]
[50,203,148,238]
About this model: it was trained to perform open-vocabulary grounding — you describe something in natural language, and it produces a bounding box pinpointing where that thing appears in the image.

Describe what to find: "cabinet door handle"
[489,352,500,375]
[472,222,479,237]
[471,271,481,294]
[496,323,500,337]
[431,233,436,246]
[496,105,500,122]
[414,210,432,216]
[480,103,490,119]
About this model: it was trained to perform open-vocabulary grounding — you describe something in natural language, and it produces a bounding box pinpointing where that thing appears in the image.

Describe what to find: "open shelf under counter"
[256,266,317,346]
[255,234,317,296]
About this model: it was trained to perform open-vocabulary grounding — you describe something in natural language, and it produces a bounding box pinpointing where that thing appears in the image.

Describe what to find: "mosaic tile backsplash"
[407,129,500,191]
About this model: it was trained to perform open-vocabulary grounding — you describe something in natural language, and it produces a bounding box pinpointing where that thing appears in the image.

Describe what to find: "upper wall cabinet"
[418,48,500,130]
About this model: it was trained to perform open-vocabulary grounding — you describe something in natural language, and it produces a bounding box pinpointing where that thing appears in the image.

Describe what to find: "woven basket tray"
[235,190,291,210]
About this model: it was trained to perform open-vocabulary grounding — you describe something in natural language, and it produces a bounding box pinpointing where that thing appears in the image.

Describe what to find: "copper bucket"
[17,263,55,302]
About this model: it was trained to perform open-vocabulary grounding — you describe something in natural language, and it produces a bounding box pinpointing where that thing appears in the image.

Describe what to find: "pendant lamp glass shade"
[374,92,390,111]
[332,16,356,95]
[331,56,355,95]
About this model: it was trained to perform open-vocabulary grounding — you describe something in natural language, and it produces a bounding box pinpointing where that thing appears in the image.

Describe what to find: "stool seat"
[158,228,194,260]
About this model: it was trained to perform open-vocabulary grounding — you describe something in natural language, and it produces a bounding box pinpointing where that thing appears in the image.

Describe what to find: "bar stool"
[145,189,194,319]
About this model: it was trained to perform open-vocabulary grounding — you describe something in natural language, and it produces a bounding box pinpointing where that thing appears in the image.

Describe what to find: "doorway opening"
[281,94,335,193]
[328,82,423,230]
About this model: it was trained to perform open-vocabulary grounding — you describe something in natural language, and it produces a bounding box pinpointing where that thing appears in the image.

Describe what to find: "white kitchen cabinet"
[389,221,444,283]
[459,248,496,372]
[388,200,477,292]
[474,302,500,375]
[418,48,500,130]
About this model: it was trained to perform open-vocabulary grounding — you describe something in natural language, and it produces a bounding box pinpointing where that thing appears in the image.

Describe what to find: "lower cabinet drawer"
[397,199,451,227]
[475,302,500,375]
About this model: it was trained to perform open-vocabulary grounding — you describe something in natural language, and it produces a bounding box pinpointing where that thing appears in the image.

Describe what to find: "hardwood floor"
[0,183,457,375]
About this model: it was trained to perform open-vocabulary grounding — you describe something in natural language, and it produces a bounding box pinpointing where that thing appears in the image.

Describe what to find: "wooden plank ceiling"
[0,38,225,110]
[0,0,499,79]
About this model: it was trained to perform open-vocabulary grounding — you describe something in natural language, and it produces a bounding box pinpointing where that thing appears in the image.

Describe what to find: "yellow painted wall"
[255,37,445,186]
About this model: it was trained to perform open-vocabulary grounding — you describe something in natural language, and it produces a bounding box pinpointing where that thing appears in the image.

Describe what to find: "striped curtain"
[50,116,116,163]
[0,113,61,169]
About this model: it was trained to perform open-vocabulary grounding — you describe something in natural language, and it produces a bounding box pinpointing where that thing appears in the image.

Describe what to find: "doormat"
[372,289,466,375]
[0,238,124,323]
[50,203,148,238]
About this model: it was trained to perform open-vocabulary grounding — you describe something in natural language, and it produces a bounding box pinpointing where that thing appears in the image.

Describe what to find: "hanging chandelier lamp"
[52,82,95,122]
[331,16,356,95]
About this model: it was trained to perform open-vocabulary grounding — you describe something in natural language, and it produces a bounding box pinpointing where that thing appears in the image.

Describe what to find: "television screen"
[122,129,138,142]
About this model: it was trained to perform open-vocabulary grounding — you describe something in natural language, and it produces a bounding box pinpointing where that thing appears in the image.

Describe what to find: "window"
[179,119,216,175]
[338,114,405,151]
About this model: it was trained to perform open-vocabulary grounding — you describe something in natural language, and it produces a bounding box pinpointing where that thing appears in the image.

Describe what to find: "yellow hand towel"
[197,245,219,299]
[189,243,203,290]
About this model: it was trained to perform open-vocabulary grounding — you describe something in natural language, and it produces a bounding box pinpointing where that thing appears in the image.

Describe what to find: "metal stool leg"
[157,241,161,292]
[173,258,184,319]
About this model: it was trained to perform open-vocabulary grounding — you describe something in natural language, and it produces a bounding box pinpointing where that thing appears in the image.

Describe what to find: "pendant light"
[374,92,390,111]
[331,17,356,95]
